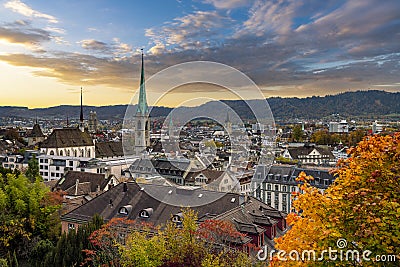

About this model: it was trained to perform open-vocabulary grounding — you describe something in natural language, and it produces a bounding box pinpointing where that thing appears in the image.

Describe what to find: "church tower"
[134,49,150,155]
[225,112,232,134]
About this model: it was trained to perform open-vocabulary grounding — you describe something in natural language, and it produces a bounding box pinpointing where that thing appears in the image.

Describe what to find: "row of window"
[265,183,296,192]
[48,149,92,157]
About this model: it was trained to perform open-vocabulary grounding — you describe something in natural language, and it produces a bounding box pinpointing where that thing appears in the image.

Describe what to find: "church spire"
[79,87,84,132]
[136,49,148,115]
[80,87,84,122]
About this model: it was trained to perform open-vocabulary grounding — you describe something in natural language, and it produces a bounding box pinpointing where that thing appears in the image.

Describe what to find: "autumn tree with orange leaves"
[273,133,400,267]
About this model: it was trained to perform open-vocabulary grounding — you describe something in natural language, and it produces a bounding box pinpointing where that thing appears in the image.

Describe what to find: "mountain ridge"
[1,90,399,122]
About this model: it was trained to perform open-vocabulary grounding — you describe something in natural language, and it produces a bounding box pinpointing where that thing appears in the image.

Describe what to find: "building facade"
[253,164,335,213]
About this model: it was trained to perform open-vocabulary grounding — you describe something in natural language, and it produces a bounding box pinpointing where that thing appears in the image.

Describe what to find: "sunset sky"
[0,0,399,108]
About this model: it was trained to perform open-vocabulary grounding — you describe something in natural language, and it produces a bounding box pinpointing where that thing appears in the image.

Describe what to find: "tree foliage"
[273,133,400,266]
[85,209,252,267]
[25,155,40,182]
[32,214,104,267]
[0,173,62,260]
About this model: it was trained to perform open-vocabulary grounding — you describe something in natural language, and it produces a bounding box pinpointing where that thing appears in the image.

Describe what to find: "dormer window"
[171,212,183,224]
[139,208,153,218]
[118,205,132,215]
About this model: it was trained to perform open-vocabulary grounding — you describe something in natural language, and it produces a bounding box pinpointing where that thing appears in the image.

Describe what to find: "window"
[140,210,149,218]
[68,223,75,231]
[56,166,60,171]
[40,159,43,163]
[69,161,73,167]
[50,150,54,155]
[282,205,287,212]
[224,179,228,184]
[282,185,287,192]
[267,184,271,190]
[59,150,63,156]
[291,186,296,192]
[275,185,279,191]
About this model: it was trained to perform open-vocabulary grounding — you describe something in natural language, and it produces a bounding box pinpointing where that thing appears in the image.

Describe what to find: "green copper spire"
[136,49,148,115]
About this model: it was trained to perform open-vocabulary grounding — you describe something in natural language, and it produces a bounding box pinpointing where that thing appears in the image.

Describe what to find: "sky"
[0,0,399,108]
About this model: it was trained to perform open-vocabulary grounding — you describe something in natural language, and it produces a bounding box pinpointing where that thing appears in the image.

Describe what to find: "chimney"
[75,179,79,195]
[123,182,128,192]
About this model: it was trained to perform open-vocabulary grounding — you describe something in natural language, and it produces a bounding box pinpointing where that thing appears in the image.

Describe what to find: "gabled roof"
[53,171,111,195]
[184,169,224,183]
[62,182,245,225]
[213,197,285,227]
[27,124,44,138]
[95,141,123,158]
[287,145,334,159]
[41,128,93,148]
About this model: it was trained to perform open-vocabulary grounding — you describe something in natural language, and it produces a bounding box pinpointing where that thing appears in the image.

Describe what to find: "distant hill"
[1,90,399,122]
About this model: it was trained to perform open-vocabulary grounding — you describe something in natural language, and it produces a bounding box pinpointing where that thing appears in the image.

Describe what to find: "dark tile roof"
[260,164,335,188]
[95,141,123,158]
[53,171,111,195]
[62,182,245,225]
[184,169,224,183]
[287,145,334,159]
[213,197,284,226]
[41,128,93,148]
[27,124,44,138]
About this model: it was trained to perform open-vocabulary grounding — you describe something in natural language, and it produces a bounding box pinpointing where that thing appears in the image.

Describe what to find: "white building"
[40,128,95,158]
[329,120,348,133]
[253,165,335,213]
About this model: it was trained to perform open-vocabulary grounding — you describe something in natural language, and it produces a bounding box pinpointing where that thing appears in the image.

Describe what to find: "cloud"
[0,52,136,90]
[235,0,299,38]
[0,21,51,49]
[4,0,58,23]
[203,0,253,9]
[79,39,109,51]
[146,11,233,54]
[1,0,399,99]
[78,38,133,58]
[44,27,66,34]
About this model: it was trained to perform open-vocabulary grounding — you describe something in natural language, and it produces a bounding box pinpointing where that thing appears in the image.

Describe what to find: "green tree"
[25,155,40,182]
[291,125,303,142]
[0,174,62,262]
[38,214,104,267]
